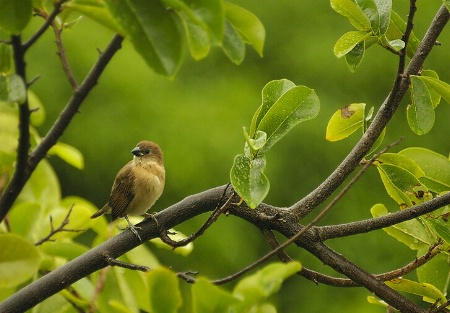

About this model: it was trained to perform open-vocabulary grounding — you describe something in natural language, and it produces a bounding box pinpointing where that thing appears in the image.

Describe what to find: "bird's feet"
[124,215,142,241]
[143,212,161,231]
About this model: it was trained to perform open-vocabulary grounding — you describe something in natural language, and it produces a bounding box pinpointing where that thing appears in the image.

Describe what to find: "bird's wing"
[109,164,135,220]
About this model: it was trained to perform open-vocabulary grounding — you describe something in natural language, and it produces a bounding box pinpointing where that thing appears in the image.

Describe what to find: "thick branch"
[291,5,450,219]
[317,192,450,240]
[0,34,124,223]
[0,186,227,313]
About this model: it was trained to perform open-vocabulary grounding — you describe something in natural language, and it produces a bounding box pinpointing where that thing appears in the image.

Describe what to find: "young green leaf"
[48,142,84,170]
[387,10,419,57]
[334,31,371,58]
[370,204,433,250]
[225,2,265,57]
[419,75,450,106]
[407,76,435,135]
[416,251,450,295]
[355,0,392,35]
[0,43,12,74]
[376,153,425,179]
[256,86,320,153]
[192,278,240,313]
[104,0,182,77]
[421,70,441,108]
[326,103,365,142]
[330,0,371,31]
[385,278,446,305]
[230,154,269,209]
[233,262,301,309]
[0,0,32,34]
[221,20,245,64]
[64,0,124,33]
[399,148,450,193]
[250,79,296,137]
[345,40,365,72]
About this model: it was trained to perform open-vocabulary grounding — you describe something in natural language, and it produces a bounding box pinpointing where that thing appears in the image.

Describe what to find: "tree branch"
[0,34,124,223]
[290,4,450,219]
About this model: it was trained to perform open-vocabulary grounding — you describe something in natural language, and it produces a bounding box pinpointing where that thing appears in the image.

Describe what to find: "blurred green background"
[23,0,450,312]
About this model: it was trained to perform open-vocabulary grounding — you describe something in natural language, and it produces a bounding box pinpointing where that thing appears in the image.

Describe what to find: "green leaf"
[225,2,265,57]
[104,0,182,77]
[147,268,182,313]
[0,43,12,74]
[64,0,123,33]
[376,153,425,179]
[399,148,450,193]
[426,218,450,245]
[0,0,32,34]
[28,90,46,127]
[419,75,450,106]
[387,10,419,58]
[334,31,370,58]
[345,40,365,72]
[416,248,450,294]
[9,202,45,242]
[376,163,429,207]
[256,86,320,153]
[330,0,371,31]
[230,154,269,208]
[355,0,391,35]
[371,204,434,250]
[178,11,211,60]
[48,142,84,170]
[407,76,435,135]
[221,19,245,64]
[44,205,91,241]
[233,262,301,310]
[150,229,194,256]
[326,103,365,142]
[0,74,27,104]
[421,70,441,108]
[387,38,405,51]
[40,241,89,260]
[244,129,267,157]
[0,233,41,288]
[250,79,296,137]
[192,277,240,313]
[385,278,447,305]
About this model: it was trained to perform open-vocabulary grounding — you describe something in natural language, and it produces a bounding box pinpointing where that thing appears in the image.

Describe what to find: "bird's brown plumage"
[91,141,165,227]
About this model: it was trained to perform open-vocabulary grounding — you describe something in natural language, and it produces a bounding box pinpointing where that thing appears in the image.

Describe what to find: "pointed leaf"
[48,142,84,170]
[221,19,245,64]
[355,0,391,34]
[230,154,269,209]
[386,278,446,305]
[345,40,365,72]
[416,250,450,295]
[256,86,320,153]
[376,153,425,179]
[104,0,182,77]
[330,0,371,31]
[419,76,450,106]
[399,148,450,193]
[192,277,240,312]
[225,2,265,57]
[371,204,433,250]
[407,76,435,135]
[326,103,365,141]
[334,31,370,58]
[421,70,441,108]
[250,79,296,137]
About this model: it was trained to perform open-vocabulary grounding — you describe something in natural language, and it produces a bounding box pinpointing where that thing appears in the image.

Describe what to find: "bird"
[91,140,165,241]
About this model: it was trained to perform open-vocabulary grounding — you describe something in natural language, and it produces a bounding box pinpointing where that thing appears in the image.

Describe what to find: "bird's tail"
[90,204,111,219]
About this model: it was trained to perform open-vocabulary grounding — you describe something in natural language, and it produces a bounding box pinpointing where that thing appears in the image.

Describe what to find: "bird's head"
[131,141,164,165]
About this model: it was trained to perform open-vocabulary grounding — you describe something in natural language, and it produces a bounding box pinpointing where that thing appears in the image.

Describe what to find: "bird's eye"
[143,149,150,154]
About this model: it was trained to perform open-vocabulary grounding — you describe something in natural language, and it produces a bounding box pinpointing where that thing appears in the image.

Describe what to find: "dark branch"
[23,0,66,51]
[290,4,450,219]
[0,34,124,223]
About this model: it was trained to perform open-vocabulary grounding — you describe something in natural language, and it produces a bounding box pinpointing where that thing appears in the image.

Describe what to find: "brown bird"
[91,140,165,241]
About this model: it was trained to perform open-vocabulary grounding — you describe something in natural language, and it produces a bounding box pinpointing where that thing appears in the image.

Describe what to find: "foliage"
[1,0,450,312]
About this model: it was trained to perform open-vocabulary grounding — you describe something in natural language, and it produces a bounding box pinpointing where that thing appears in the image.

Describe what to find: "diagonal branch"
[0,34,124,223]
[290,4,450,219]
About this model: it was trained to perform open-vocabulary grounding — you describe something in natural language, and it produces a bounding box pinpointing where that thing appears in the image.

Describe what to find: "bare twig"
[53,26,78,89]
[106,257,150,272]
[35,205,84,246]
[23,0,66,51]
[160,184,234,248]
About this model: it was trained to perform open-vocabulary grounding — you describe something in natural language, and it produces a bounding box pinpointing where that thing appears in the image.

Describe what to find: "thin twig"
[35,205,84,246]
[23,0,66,51]
[106,257,150,272]
[53,26,78,89]
[89,267,109,313]
[160,184,234,248]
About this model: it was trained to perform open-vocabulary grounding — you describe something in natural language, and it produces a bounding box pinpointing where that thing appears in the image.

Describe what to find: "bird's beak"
[131,146,143,157]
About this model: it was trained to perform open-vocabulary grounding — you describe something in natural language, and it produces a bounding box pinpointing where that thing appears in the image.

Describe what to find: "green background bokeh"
[22,1,450,311]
